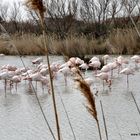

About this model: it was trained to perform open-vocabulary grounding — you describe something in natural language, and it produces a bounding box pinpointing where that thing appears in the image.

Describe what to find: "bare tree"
[0,2,9,21]
[80,0,96,23]
[46,0,78,38]
[123,0,139,14]
[108,0,123,26]
[9,1,22,33]
[80,0,111,37]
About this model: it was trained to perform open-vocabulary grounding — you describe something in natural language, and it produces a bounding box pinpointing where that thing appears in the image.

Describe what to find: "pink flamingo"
[79,63,89,70]
[116,56,129,73]
[89,60,101,74]
[58,66,71,86]
[39,68,48,76]
[40,76,50,94]
[101,65,110,73]
[75,57,84,65]
[102,54,110,65]
[11,75,21,92]
[107,62,118,78]
[131,55,140,69]
[96,72,111,90]
[32,57,43,65]
[120,67,134,88]
[89,56,99,63]
[79,63,89,75]
[0,70,15,97]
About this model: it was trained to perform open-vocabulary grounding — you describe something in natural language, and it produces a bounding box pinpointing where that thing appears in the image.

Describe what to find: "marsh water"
[0,55,140,140]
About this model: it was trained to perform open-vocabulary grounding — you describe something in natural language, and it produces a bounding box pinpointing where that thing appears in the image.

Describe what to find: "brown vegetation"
[0,27,140,56]
[0,0,140,56]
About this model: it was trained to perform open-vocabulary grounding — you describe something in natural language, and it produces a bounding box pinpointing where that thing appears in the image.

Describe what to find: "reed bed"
[0,28,140,56]
[108,28,140,54]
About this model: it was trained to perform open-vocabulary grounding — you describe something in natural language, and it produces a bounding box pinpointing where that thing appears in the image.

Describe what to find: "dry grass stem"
[25,1,61,140]
[75,77,98,120]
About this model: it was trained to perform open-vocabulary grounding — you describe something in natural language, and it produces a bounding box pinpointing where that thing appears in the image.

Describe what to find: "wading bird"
[96,72,111,90]
[120,67,134,88]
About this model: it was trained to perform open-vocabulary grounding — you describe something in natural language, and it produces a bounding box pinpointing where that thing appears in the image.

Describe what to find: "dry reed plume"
[74,69,102,140]
[75,77,98,120]
[25,0,46,19]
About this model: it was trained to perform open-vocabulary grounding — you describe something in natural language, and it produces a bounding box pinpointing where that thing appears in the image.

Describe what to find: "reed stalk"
[131,92,140,116]
[100,100,108,140]
[25,1,61,140]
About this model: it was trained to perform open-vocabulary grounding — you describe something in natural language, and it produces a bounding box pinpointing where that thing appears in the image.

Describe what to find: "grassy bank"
[0,28,140,57]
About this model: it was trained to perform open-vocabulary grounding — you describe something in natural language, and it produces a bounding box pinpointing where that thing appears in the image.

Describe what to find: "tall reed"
[74,69,102,140]
[25,1,61,140]
[1,28,140,55]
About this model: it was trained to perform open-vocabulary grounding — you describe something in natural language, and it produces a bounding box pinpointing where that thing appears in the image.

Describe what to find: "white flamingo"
[120,67,134,88]
[40,76,50,94]
[89,60,101,74]
[79,63,89,75]
[89,56,99,63]
[96,72,111,90]
[102,54,109,65]
[32,57,43,65]
[131,55,140,69]
[58,66,71,86]
[11,75,21,92]
[101,65,110,73]
[107,61,118,78]
[0,70,15,97]
[75,57,84,65]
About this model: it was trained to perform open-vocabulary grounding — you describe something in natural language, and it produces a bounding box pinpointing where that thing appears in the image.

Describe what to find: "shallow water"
[0,55,140,140]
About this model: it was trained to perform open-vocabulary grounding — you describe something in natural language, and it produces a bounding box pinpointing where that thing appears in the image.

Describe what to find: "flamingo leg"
[41,83,44,94]
[85,69,88,76]
[118,66,120,75]
[4,79,7,98]
[28,81,32,92]
[102,80,105,91]
[46,82,51,94]
[111,69,113,78]
[135,62,138,70]
[10,80,13,93]
[15,83,17,93]
[64,74,67,86]
[127,75,129,89]
[45,82,51,94]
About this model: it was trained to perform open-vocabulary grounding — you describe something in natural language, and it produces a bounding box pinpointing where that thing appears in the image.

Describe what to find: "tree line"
[0,0,140,39]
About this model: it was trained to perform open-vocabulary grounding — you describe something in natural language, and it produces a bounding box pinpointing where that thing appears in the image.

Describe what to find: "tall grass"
[108,28,140,54]
[0,28,140,56]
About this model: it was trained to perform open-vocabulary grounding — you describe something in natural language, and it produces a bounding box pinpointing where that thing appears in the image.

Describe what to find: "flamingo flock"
[0,54,139,97]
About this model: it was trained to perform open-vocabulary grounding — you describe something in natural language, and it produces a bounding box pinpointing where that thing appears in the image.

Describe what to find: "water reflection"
[0,56,140,140]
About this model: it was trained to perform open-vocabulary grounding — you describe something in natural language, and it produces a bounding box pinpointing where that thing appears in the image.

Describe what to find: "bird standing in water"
[120,67,134,89]
[96,72,112,91]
